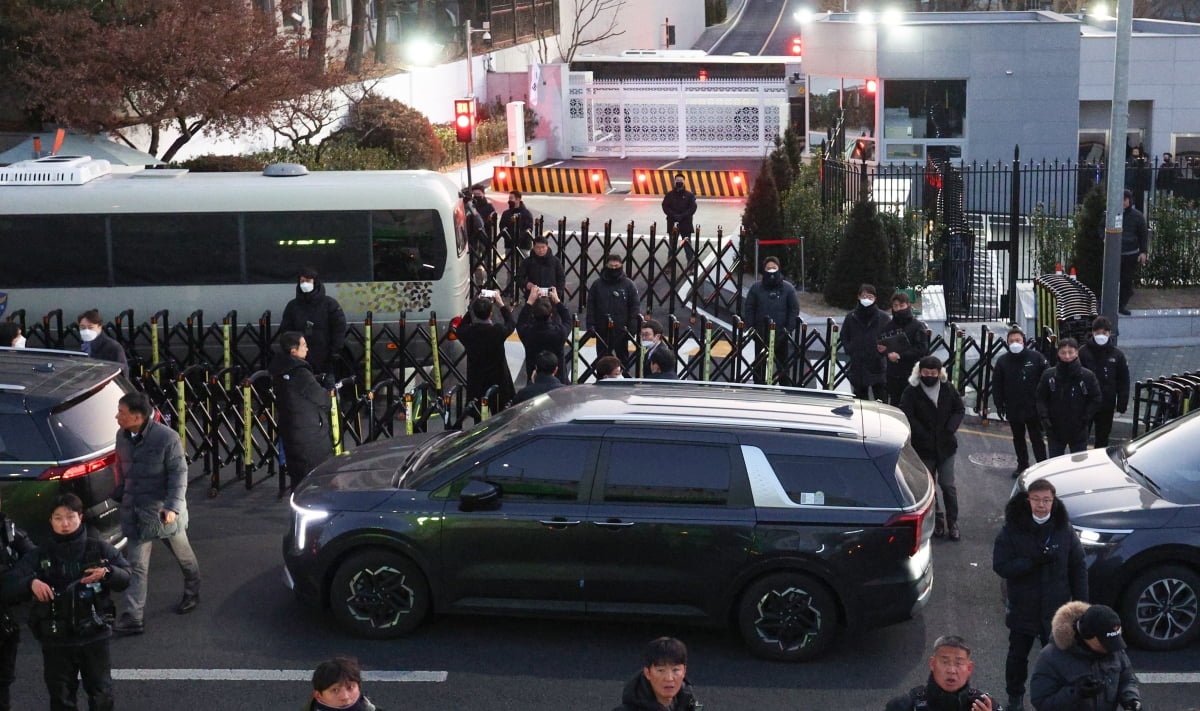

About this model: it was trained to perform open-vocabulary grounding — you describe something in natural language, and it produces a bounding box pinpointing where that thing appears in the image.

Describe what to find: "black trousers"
[1119,253,1140,310]
[0,624,17,711]
[42,639,113,711]
[852,382,887,401]
[1047,432,1088,457]
[1009,418,1047,469]
[1006,628,1050,697]
[1093,404,1117,448]
[886,377,907,406]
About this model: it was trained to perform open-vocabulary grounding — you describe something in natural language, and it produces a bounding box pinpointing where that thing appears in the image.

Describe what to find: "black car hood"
[1024,449,1182,530]
[292,432,442,511]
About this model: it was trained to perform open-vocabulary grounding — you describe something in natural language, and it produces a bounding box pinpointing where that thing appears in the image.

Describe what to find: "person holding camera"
[884,635,994,711]
[993,479,1088,711]
[2,494,131,711]
[515,233,566,300]
[1030,603,1141,711]
[457,292,517,411]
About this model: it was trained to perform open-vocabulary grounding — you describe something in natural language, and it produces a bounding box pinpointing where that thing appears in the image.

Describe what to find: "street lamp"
[462,20,491,187]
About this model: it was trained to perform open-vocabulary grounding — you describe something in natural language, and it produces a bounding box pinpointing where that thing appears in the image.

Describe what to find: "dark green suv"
[284,381,935,661]
[0,348,130,544]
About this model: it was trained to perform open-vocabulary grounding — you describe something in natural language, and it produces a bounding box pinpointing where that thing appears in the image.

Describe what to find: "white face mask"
[1008,342,1024,354]
[79,327,99,343]
[12,336,26,348]
[299,281,315,293]
[1093,334,1110,346]
[1032,511,1052,525]
[641,340,655,349]
[765,269,779,275]
[859,298,875,307]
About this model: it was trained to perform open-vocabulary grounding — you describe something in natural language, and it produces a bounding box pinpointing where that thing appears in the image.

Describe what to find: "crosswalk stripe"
[110,669,448,682]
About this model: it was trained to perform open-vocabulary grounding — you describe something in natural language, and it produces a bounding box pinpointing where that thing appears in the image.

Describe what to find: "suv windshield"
[1123,414,1200,505]
[404,403,535,488]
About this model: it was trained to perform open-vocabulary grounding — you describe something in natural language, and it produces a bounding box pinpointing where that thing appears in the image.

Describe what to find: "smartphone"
[480,289,498,298]
[538,287,550,296]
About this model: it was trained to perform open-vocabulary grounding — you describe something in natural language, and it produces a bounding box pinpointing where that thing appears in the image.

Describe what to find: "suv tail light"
[886,499,932,557]
[39,451,117,481]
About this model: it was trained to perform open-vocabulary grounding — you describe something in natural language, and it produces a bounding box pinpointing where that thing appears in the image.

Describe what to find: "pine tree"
[1072,184,1107,296]
[823,198,894,309]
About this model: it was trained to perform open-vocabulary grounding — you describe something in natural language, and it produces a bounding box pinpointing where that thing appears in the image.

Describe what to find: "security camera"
[482,30,492,41]
[290,11,304,24]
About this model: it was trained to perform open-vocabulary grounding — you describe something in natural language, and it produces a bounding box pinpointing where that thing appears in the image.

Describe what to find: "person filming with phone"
[457,291,517,411]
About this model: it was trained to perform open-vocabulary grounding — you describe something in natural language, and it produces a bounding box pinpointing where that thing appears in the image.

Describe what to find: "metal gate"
[568,75,788,158]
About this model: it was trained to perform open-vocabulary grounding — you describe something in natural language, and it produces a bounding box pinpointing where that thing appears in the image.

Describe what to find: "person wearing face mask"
[1036,339,1103,457]
[0,322,26,349]
[993,479,1088,711]
[280,267,347,383]
[900,356,965,541]
[661,173,697,239]
[841,283,889,401]
[515,233,567,299]
[470,184,496,224]
[498,190,535,254]
[516,287,570,384]
[743,256,800,385]
[586,253,641,362]
[1078,317,1130,449]
[467,184,496,258]
[879,291,930,405]
[638,319,675,378]
[593,355,624,381]
[992,325,1050,477]
[76,310,129,376]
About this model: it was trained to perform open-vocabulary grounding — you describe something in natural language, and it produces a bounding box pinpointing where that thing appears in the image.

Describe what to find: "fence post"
[1008,145,1021,322]
[175,375,187,447]
[364,313,373,392]
[954,329,966,391]
[571,315,581,383]
[222,318,232,389]
[150,314,161,369]
[429,312,442,392]
[241,379,253,473]
[765,323,776,385]
[702,319,713,382]
[826,322,840,391]
[404,392,414,436]
[329,387,343,455]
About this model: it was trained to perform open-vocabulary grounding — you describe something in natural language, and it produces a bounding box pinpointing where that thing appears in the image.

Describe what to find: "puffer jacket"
[992,492,1088,636]
[610,672,699,711]
[280,277,347,375]
[112,418,189,540]
[993,347,1049,422]
[841,302,889,389]
[1029,601,1140,711]
[1036,359,1103,442]
[899,365,965,464]
[1078,341,1130,413]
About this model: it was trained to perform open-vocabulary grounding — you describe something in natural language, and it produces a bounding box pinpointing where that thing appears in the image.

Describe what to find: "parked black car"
[0,347,130,545]
[284,381,935,661]
[1019,408,1200,651]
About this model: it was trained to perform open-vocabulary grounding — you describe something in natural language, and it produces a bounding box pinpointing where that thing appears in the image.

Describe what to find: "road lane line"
[758,0,790,56]
[1139,672,1200,684]
[111,669,447,682]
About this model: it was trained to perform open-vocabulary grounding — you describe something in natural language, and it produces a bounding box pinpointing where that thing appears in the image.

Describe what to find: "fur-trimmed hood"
[1004,490,1070,530]
[908,362,948,387]
[1051,600,1091,650]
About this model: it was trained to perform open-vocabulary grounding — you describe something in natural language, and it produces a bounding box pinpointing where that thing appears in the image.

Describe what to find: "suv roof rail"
[594,379,855,401]
[571,413,860,436]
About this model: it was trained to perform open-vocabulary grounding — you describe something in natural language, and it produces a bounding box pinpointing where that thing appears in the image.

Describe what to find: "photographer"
[884,635,994,711]
[457,292,517,411]
[993,479,1088,711]
[1030,603,1141,711]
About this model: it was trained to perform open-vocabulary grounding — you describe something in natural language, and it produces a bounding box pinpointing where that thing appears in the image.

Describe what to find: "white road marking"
[111,669,448,682]
[1139,672,1200,684]
[544,161,563,168]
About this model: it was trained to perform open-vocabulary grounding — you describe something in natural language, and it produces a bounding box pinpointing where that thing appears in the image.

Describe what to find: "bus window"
[244,211,371,283]
[371,209,447,281]
[0,215,107,288]
[111,213,240,286]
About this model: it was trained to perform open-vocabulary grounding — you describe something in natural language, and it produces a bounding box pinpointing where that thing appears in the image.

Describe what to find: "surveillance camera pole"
[463,20,491,189]
[1101,0,1133,329]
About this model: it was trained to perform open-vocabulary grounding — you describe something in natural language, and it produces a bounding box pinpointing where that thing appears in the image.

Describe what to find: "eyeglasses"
[1029,497,1055,505]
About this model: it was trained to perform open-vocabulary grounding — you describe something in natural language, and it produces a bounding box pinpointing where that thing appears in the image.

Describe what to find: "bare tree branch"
[556,0,626,64]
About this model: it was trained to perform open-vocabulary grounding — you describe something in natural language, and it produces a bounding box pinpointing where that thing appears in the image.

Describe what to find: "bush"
[1071,184,1107,295]
[1143,197,1200,287]
[781,160,839,292]
[881,209,923,288]
[324,94,446,170]
[823,198,893,309]
[705,0,727,26]
[1032,202,1075,276]
[176,154,266,172]
[742,158,783,266]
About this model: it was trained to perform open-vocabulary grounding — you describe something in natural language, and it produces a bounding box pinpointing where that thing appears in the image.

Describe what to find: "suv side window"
[480,437,595,502]
[767,454,898,508]
[602,441,732,505]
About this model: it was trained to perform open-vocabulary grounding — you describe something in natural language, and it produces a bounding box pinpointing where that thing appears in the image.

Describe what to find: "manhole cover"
[969,452,1018,469]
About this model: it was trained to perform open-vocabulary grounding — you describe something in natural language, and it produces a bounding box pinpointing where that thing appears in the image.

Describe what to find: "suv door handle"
[592,520,636,528]
[538,519,581,528]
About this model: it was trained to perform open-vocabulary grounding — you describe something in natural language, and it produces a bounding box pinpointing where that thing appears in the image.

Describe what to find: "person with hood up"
[1036,339,1102,457]
[1029,603,1141,711]
[457,293,517,410]
[1077,317,1130,449]
[515,233,567,299]
[612,637,700,711]
[743,256,800,384]
[900,355,966,541]
[992,479,1088,711]
[884,635,995,711]
[661,173,697,239]
[280,267,347,381]
[270,332,334,491]
[992,325,1050,477]
[841,283,890,401]
[879,291,930,405]
[516,287,570,384]
[586,253,640,362]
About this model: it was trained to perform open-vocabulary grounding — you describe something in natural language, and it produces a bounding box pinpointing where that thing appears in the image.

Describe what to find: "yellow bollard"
[222,320,232,390]
[429,315,442,392]
[364,318,373,392]
[826,325,840,391]
[329,387,343,455]
[175,377,187,447]
[765,324,776,385]
[150,317,160,368]
[242,381,253,464]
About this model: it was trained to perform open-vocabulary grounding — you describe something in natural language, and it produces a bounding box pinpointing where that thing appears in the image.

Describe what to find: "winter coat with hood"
[992,346,1049,423]
[1029,601,1140,711]
[516,300,571,383]
[899,365,965,465]
[1078,341,1130,413]
[515,247,567,296]
[587,269,640,333]
[1036,359,1103,443]
[841,302,889,388]
[280,277,347,375]
[992,491,1088,636]
[744,273,800,334]
[269,352,333,477]
[880,307,930,382]
[610,671,700,711]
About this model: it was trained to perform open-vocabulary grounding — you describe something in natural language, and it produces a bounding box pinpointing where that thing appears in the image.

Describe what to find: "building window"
[807,75,842,151]
[883,80,966,141]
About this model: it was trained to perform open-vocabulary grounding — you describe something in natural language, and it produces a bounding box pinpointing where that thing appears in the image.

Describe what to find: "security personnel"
[0,497,36,711]
[661,173,697,239]
[1078,317,1130,448]
[884,635,995,711]
[992,325,1049,477]
[1036,338,1102,457]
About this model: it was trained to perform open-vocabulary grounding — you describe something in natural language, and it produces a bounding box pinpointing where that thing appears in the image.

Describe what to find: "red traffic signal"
[866,79,878,94]
[790,37,803,56]
[454,98,476,143]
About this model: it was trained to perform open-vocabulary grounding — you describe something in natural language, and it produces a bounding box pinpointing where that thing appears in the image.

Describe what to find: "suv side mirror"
[459,479,501,511]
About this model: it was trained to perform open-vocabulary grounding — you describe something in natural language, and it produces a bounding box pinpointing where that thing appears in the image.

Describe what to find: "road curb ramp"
[631,169,751,197]
[491,166,611,194]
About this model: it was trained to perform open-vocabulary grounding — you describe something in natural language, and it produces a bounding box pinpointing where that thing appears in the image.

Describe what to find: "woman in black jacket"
[270,332,334,489]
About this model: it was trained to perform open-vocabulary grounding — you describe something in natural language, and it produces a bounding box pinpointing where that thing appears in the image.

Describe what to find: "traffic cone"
[1055,263,1063,275]
[1068,267,1077,281]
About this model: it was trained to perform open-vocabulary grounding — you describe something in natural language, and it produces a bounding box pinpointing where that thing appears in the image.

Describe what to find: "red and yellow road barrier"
[491,166,611,194]
[631,169,751,197]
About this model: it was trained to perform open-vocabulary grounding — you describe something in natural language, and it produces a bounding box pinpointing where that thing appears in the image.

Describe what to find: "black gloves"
[1120,700,1141,711]
[1076,675,1104,698]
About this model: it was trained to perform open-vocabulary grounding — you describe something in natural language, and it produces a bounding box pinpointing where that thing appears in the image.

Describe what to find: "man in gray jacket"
[111,392,201,635]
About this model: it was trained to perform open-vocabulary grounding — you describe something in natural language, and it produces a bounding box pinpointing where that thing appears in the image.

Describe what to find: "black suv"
[1,348,130,545]
[283,381,935,661]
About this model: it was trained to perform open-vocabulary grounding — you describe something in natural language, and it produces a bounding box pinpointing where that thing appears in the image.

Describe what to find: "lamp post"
[462,20,491,188]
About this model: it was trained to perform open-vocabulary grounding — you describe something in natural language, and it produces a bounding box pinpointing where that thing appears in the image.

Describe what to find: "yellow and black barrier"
[491,166,611,194]
[630,169,751,197]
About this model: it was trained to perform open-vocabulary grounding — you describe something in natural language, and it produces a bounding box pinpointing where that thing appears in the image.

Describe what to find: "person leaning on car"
[1030,602,1141,711]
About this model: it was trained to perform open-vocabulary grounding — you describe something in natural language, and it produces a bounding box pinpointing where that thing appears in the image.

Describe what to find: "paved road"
[6,416,1197,709]
[711,0,806,56]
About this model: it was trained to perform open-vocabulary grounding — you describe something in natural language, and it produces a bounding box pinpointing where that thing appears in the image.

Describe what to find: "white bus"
[0,156,471,324]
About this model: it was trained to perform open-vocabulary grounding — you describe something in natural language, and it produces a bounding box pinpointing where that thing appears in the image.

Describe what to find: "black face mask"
[1058,358,1080,373]
[473,196,486,207]
[920,375,939,387]
[507,200,517,208]
[674,182,685,190]
[603,267,623,281]
[763,271,782,287]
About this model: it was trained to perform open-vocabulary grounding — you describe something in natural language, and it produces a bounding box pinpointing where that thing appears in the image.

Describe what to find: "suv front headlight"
[1074,525,1131,549]
[290,494,330,551]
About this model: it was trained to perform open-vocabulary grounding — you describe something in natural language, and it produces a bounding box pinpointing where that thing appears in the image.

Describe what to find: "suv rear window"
[894,445,932,507]
[767,454,899,508]
[0,413,51,461]
[48,379,129,459]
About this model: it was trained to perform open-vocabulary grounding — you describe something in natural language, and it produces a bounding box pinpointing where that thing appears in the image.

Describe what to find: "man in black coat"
[280,267,347,380]
[515,233,567,299]
[512,351,564,404]
[270,332,334,490]
[516,288,570,384]
[1030,603,1141,711]
[77,310,129,377]
[900,356,966,541]
[743,256,800,385]
[841,283,889,401]
[1036,339,1103,457]
[612,637,700,711]
[1117,189,1149,315]
[992,479,1088,711]
[0,496,36,711]
[992,326,1049,477]
[661,173,697,239]
[586,253,640,362]
[1078,317,1130,448]
[879,291,930,405]
[498,190,535,253]
[638,319,675,379]
[883,635,995,711]
[457,293,517,410]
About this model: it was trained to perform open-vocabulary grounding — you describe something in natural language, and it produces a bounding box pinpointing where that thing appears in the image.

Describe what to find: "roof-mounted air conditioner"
[0,155,113,186]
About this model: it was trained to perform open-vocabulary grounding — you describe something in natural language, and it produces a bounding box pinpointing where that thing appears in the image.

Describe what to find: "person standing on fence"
[900,356,965,541]
[1078,317,1130,449]
[516,287,570,385]
[662,173,697,240]
[270,332,335,491]
[110,392,201,635]
[1036,338,1103,457]
[879,291,930,406]
[586,253,640,364]
[77,310,128,377]
[842,284,889,401]
[515,233,567,299]
[1117,189,1150,317]
[744,256,800,385]
[992,325,1049,478]
[280,267,347,384]
[457,293,517,411]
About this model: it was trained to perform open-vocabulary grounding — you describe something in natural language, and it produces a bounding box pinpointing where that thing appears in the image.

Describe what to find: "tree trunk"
[373,0,388,65]
[311,0,330,71]
[346,0,368,73]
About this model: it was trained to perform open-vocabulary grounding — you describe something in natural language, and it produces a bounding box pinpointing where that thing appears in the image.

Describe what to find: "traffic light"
[454,98,476,143]
[790,37,802,56]
[866,79,878,94]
